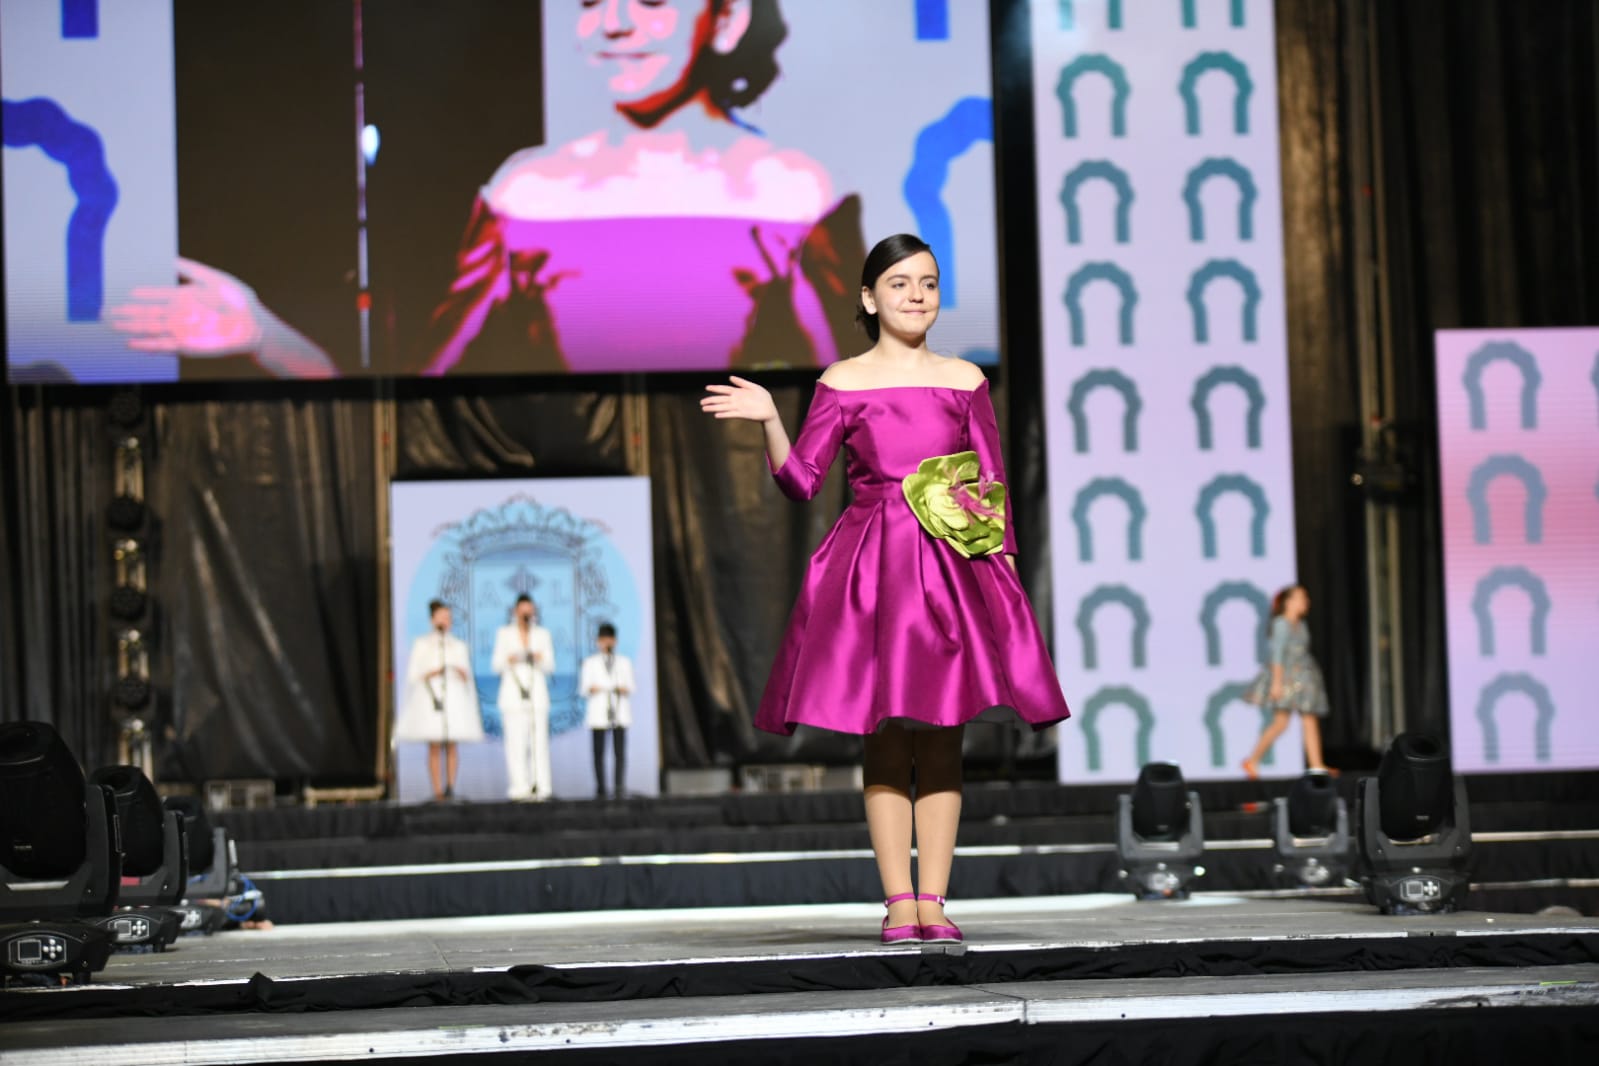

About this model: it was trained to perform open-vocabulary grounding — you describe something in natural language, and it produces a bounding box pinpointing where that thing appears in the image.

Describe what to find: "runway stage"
[3,896,1597,1064]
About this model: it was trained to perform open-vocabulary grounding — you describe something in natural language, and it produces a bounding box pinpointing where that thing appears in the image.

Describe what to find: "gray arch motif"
[1476,672,1555,764]
[1081,685,1154,772]
[1061,160,1134,244]
[1060,0,1124,30]
[1056,54,1131,138]
[1466,454,1546,545]
[1204,681,1274,768]
[1196,474,1269,558]
[1191,365,1265,450]
[1072,477,1147,562]
[1461,341,1541,431]
[1182,158,1256,241]
[1471,566,1550,657]
[1182,0,1247,28]
[1068,369,1142,453]
[1075,584,1151,670]
[1065,262,1138,346]
[1179,52,1253,135]
[1200,581,1270,666]
[1187,259,1260,343]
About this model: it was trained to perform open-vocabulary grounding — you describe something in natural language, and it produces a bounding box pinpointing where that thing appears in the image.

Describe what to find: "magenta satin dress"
[757,380,1073,736]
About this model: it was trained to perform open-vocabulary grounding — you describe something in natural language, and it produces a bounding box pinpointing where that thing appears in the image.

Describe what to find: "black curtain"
[0,389,114,766]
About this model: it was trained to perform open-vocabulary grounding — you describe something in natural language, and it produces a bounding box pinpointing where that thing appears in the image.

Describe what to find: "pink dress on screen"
[757,380,1073,736]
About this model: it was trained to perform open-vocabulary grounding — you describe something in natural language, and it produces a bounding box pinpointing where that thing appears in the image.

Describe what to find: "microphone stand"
[437,628,453,801]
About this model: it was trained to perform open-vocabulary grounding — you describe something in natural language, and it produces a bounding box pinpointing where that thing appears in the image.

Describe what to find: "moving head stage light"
[1357,733,1472,915]
[0,723,119,984]
[1272,771,1353,889]
[164,795,238,935]
[87,765,188,951]
[1116,762,1205,900]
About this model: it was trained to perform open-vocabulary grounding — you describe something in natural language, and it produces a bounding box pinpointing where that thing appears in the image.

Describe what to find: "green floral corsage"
[901,451,1007,558]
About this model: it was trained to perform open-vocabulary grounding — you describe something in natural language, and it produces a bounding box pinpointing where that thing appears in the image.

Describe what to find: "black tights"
[592,728,626,796]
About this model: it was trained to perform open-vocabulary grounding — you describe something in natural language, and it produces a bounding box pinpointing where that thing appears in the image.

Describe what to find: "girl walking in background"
[1242,585,1332,778]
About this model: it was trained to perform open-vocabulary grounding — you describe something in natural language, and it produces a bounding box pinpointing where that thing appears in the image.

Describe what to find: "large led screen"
[1435,329,1599,774]
[3,1,999,383]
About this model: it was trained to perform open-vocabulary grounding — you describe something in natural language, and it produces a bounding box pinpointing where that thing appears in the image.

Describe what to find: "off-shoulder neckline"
[815,380,989,395]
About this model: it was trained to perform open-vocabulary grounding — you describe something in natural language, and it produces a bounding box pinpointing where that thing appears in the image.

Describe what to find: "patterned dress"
[1245,617,1330,717]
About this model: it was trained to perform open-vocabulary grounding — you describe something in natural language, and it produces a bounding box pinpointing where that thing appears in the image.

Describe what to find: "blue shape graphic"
[2,97,118,322]
[62,0,98,38]
[1183,158,1256,241]
[1072,477,1147,562]
[1200,581,1270,665]
[915,0,949,40]
[1075,585,1150,670]
[1187,259,1260,343]
[1462,341,1540,430]
[1060,0,1124,30]
[1068,368,1141,453]
[1476,672,1554,763]
[1056,54,1131,138]
[1180,52,1253,135]
[1081,685,1153,772]
[1196,474,1269,558]
[904,97,991,308]
[1061,160,1134,244]
[1182,0,1247,27]
[1191,365,1265,449]
[1204,681,1273,767]
[1466,454,1546,545]
[1065,262,1137,346]
[1471,567,1549,658]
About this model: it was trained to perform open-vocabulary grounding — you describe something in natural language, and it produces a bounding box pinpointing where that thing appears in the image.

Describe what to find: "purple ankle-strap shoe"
[881,892,922,945]
[917,893,963,944]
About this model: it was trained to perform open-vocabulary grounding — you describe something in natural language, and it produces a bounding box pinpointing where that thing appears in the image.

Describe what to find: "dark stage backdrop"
[5,0,1597,784]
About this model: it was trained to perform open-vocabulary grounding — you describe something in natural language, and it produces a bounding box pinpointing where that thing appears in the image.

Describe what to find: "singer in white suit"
[492,594,556,801]
[396,600,484,801]
[579,622,634,799]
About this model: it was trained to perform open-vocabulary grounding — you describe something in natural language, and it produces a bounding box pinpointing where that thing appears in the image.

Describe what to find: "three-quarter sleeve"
[770,384,844,501]
[966,379,1019,555]
[1267,617,1291,666]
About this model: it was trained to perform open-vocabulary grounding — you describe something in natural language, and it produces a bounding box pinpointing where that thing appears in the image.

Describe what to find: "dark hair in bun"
[855,234,936,343]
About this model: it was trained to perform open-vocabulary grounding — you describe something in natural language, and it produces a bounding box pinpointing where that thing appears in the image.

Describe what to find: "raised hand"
[701,375,779,424]
[109,257,266,357]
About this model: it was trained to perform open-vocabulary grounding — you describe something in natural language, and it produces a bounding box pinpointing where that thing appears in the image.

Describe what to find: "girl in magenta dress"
[703,234,1071,946]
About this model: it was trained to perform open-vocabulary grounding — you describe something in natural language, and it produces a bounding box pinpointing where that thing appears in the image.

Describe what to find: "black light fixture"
[112,629,153,712]
[164,796,237,935]
[1116,762,1205,900]
[1357,732,1472,915]
[87,766,186,952]
[1272,771,1352,888]
[110,539,149,622]
[107,436,148,532]
[0,723,119,984]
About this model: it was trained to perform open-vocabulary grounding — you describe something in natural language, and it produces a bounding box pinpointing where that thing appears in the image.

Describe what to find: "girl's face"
[1285,587,1310,618]
[861,251,941,339]
[577,1,748,105]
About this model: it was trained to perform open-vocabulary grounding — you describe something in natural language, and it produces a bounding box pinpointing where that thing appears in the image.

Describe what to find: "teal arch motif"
[1056,54,1131,139]
[1196,474,1269,558]
[1179,52,1252,135]
[1204,681,1274,768]
[1065,262,1137,346]
[1462,341,1540,431]
[1476,672,1555,763]
[1466,454,1546,545]
[1187,259,1260,343]
[1072,477,1147,562]
[1191,365,1265,450]
[1060,0,1124,30]
[1200,581,1270,665]
[1061,160,1134,244]
[1471,566,1549,657]
[1183,158,1256,241]
[1182,0,1247,28]
[1591,352,1598,426]
[1075,584,1150,670]
[1081,685,1154,772]
[1068,369,1141,453]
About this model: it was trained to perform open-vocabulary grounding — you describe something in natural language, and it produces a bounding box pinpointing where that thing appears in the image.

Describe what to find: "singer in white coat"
[396,600,484,801]
[578,622,634,799]
[492,595,556,801]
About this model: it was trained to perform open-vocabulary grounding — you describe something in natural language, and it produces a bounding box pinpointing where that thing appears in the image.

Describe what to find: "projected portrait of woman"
[416,0,866,376]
